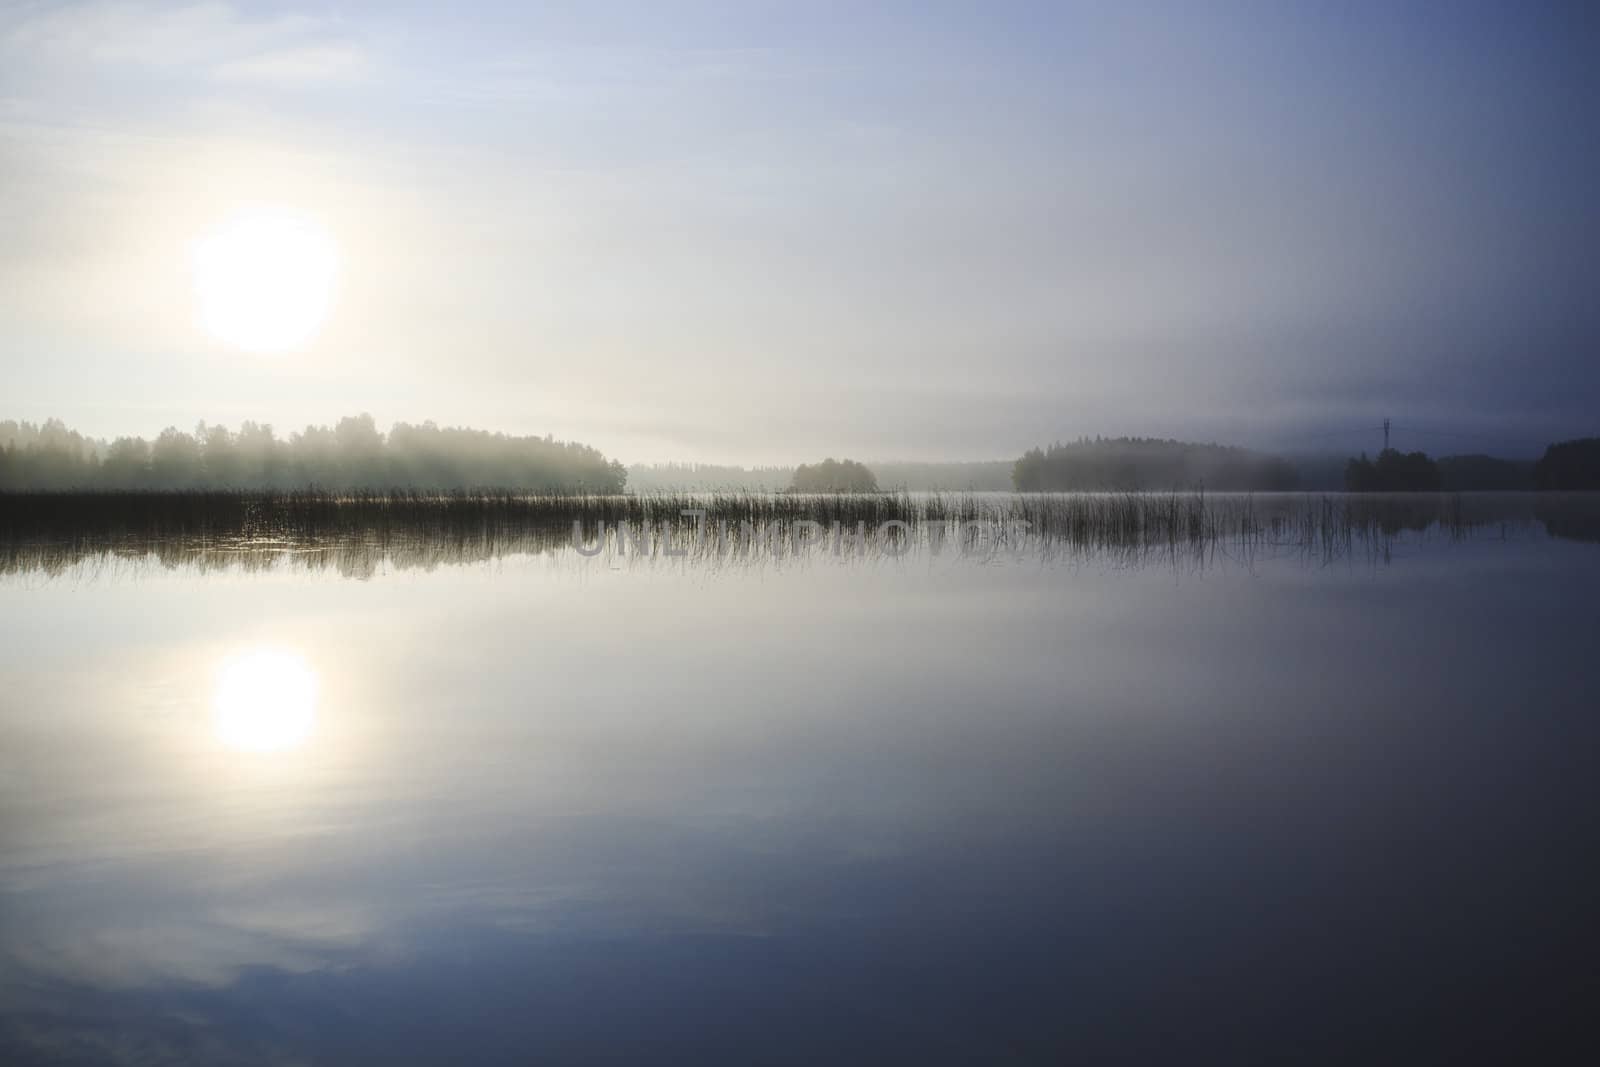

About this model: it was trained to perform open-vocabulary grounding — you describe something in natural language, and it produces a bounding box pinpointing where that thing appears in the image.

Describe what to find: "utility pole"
[1383,417,1391,453]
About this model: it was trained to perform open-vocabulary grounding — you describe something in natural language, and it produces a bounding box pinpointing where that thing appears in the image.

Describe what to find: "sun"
[192,208,339,353]
[213,647,319,753]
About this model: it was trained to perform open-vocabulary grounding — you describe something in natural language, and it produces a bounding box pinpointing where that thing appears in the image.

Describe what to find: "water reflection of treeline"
[2,490,1596,578]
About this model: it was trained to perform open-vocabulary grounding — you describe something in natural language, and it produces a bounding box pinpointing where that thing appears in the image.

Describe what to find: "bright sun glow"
[213,647,318,753]
[192,209,339,353]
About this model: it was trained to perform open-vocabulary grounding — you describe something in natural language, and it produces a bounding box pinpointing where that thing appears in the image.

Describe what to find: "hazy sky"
[2,1,1596,463]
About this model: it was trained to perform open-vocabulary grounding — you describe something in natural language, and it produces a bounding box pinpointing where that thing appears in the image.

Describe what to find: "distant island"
[0,415,625,492]
[790,458,878,493]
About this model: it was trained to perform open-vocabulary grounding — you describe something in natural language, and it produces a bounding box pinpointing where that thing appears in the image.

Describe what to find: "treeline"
[1011,436,1598,493]
[0,415,626,491]
[8,416,1595,495]
[1345,450,1440,491]
[1343,439,1599,491]
[1013,437,1300,491]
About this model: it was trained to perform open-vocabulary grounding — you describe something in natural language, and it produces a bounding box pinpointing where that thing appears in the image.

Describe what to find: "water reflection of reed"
[1,490,1594,578]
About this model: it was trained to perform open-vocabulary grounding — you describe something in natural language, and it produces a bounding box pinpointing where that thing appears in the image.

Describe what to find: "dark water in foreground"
[1,494,1597,1064]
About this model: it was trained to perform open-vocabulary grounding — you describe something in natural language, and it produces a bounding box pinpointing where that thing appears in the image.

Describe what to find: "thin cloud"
[2,1,364,84]
[214,43,371,85]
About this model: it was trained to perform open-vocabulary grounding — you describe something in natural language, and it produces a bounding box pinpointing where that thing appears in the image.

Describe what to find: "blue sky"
[2,1,1596,461]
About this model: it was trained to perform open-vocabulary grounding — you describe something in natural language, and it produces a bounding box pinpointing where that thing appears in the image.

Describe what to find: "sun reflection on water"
[213,647,318,753]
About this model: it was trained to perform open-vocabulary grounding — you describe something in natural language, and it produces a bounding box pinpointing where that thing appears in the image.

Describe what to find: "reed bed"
[0,489,1580,577]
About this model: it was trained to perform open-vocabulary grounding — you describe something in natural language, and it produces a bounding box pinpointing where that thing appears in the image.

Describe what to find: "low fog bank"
[4,418,1596,494]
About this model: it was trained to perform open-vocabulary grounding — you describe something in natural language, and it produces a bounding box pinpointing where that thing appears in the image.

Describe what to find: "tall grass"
[0,489,1578,577]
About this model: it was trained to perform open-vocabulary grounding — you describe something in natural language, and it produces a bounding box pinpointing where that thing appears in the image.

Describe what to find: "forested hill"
[0,415,626,492]
[1013,437,1300,491]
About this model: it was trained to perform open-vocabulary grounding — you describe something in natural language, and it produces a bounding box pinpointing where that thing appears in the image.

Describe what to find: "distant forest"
[4,417,1594,494]
[1343,440,1598,492]
[1013,438,1300,491]
[1339,449,1538,492]
[1012,437,1595,493]
[0,416,625,491]
[1345,450,1442,492]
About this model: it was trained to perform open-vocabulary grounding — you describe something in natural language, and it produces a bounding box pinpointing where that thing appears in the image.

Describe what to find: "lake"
[2,493,1597,1063]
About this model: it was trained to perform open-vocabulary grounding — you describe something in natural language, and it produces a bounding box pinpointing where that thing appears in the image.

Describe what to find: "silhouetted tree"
[150,428,202,488]
[791,458,878,492]
[1533,438,1600,490]
[1345,449,1441,491]
[100,437,152,489]
[1013,447,1047,491]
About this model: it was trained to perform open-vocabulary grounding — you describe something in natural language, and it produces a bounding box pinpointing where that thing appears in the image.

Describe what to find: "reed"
[0,488,1571,577]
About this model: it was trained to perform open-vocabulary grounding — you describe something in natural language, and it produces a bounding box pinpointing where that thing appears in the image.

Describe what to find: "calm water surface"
[2,507,1597,1063]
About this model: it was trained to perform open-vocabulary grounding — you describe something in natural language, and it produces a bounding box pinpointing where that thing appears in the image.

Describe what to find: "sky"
[1,0,1596,463]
